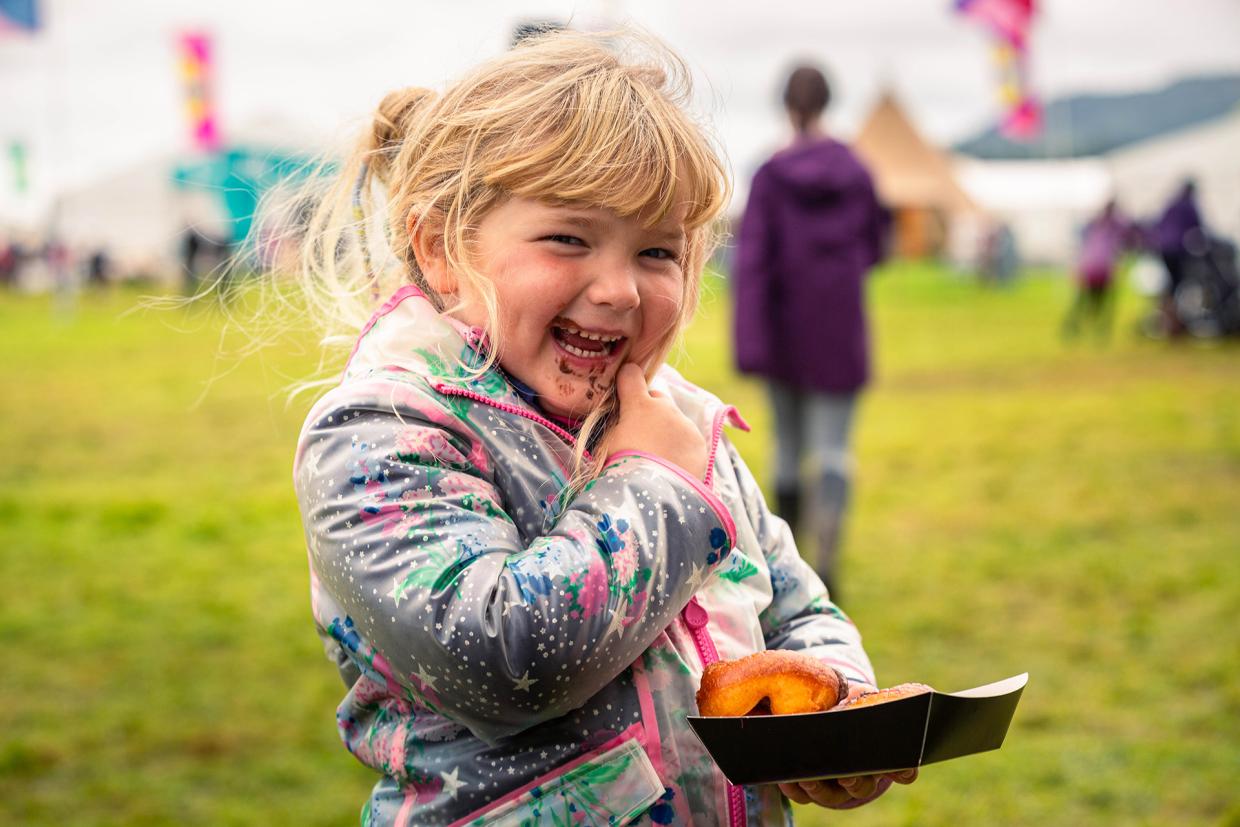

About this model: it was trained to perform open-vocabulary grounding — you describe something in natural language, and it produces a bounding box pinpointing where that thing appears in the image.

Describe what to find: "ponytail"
[367,87,438,186]
[348,88,440,303]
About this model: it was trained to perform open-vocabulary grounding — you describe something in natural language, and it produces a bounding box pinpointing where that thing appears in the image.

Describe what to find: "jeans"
[768,382,859,598]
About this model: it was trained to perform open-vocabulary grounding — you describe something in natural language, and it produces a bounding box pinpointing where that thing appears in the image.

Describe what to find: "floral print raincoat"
[294,286,877,826]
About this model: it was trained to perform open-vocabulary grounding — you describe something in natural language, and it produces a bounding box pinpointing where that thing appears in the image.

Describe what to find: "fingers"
[615,363,675,408]
[601,361,706,477]
[798,780,853,808]
[613,363,648,405]
[845,682,877,702]
[838,774,879,800]
[888,768,918,785]
[774,780,851,808]
[776,774,902,810]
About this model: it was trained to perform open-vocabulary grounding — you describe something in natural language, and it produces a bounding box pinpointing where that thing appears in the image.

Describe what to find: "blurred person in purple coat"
[1062,199,1136,341]
[1153,179,1204,337]
[732,65,886,598]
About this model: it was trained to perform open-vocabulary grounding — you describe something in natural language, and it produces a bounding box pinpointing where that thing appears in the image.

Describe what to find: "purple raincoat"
[732,138,885,394]
[1153,189,1203,256]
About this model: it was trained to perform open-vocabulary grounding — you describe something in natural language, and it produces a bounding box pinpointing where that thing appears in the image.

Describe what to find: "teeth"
[559,323,622,343]
[561,342,608,358]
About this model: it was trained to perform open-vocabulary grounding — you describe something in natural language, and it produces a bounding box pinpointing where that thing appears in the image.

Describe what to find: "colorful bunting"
[955,0,1035,47]
[177,31,221,152]
[955,0,1042,140]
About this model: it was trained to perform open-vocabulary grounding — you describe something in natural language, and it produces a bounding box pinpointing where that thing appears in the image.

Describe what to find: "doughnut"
[696,650,848,716]
[837,682,933,709]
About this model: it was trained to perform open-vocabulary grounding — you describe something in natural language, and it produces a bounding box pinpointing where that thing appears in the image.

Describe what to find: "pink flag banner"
[955,0,1042,140]
[178,31,221,152]
[955,0,1035,47]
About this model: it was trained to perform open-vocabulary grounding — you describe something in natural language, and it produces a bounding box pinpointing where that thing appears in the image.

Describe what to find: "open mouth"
[550,322,626,360]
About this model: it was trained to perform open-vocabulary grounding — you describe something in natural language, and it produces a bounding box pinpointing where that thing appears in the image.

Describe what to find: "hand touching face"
[597,364,708,477]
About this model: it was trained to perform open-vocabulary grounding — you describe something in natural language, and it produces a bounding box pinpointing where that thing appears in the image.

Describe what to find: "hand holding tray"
[686,673,1028,785]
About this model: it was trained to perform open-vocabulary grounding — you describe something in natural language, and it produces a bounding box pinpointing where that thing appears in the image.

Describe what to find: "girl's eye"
[641,247,679,261]
[545,234,585,246]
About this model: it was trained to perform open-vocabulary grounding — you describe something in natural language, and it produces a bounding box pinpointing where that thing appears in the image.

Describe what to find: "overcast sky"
[2,0,1239,219]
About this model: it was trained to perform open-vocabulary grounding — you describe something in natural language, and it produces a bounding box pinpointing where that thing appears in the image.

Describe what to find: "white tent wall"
[1107,111,1240,245]
[953,158,1113,267]
[953,113,1240,272]
[40,116,331,286]
[54,157,193,282]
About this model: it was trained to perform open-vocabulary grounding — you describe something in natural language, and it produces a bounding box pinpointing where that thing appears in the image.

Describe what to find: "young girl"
[291,30,913,826]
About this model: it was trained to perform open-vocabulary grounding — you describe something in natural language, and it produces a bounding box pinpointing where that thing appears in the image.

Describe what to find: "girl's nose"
[586,260,641,311]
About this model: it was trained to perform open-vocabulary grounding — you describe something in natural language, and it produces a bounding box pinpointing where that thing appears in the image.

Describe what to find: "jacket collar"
[343,285,527,409]
[343,285,746,439]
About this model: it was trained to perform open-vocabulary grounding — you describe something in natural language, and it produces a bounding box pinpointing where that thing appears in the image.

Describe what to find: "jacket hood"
[763,138,870,205]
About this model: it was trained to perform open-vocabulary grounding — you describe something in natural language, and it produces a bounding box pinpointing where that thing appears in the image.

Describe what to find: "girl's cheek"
[526,249,578,277]
[516,257,580,302]
[641,286,685,329]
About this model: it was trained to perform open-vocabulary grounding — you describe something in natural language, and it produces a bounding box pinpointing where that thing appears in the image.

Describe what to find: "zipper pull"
[682,596,709,630]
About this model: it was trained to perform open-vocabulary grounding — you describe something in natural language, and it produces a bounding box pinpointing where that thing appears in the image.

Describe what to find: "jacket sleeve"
[722,440,877,686]
[861,169,888,271]
[732,165,778,375]
[296,391,737,744]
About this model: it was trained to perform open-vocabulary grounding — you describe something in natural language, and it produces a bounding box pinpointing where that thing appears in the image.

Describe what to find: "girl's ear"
[407,213,457,295]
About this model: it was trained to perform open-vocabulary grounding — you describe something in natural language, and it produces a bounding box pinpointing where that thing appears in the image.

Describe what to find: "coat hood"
[762,138,872,205]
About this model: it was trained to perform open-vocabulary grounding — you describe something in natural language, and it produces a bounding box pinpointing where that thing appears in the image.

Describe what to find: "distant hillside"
[954,74,1240,159]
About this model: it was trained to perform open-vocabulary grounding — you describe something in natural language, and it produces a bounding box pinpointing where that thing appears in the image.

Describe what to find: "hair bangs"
[485,70,727,230]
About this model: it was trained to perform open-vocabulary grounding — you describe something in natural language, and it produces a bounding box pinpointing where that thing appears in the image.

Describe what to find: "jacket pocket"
[454,733,663,827]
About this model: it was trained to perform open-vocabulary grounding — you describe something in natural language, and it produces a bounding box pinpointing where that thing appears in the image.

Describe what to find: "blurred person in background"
[732,64,886,599]
[45,234,76,316]
[1062,199,1135,342]
[979,219,1019,286]
[86,248,111,287]
[0,238,17,287]
[180,226,232,295]
[1152,178,1203,337]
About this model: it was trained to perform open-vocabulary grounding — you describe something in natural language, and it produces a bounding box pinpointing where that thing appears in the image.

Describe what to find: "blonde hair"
[290,29,730,484]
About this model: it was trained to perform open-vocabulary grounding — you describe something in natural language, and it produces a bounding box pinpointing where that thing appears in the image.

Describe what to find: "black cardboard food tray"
[686,673,1027,784]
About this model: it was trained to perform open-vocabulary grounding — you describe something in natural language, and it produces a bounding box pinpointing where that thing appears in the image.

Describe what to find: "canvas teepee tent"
[852,91,979,258]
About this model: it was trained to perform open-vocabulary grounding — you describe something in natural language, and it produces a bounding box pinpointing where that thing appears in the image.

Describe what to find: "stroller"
[1175,229,1240,338]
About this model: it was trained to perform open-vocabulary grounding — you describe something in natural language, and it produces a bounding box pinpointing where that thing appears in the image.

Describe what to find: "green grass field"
[1,263,1237,826]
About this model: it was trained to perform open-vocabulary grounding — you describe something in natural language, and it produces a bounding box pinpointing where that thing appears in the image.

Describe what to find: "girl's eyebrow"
[650,227,686,242]
[543,208,684,242]
[534,209,600,231]
[559,214,598,230]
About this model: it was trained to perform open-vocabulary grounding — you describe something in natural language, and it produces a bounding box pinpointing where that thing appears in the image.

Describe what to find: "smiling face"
[433,197,689,418]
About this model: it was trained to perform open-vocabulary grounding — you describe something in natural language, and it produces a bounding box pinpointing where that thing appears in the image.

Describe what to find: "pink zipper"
[702,405,748,488]
[682,597,747,827]
[702,408,728,489]
[438,380,745,823]
[681,596,718,663]
[433,384,590,459]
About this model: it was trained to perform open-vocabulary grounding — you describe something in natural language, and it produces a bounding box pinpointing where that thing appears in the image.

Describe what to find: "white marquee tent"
[1107,110,1240,245]
[953,109,1240,268]
[953,157,1113,266]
